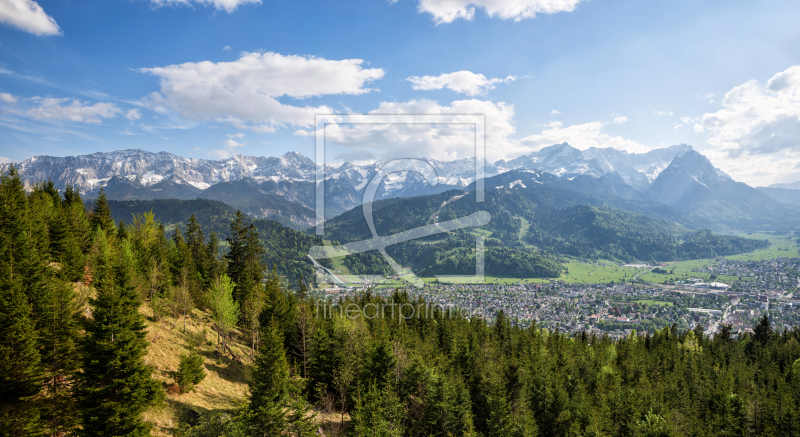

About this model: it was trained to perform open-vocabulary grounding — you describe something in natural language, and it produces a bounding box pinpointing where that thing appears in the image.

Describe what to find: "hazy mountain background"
[5,143,800,236]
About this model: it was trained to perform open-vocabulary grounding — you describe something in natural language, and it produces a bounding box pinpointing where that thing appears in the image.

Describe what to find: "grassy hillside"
[140,305,251,436]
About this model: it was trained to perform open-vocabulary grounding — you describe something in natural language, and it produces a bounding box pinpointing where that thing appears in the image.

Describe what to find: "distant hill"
[95,175,315,230]
[769,181,800,190]
[102,198,327,281]
[322,181,769,275]
[758,187,800,206]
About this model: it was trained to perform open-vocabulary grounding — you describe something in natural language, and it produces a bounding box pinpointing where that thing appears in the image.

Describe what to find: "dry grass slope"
[140,304,252,436]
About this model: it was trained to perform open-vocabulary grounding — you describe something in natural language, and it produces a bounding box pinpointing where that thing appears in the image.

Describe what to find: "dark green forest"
[103,198,328,281]
[3,166,799,437]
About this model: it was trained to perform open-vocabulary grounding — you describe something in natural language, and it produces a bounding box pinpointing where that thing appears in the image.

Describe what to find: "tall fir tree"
[78,230,163,436]
[89,187,114,235]
[226,212,265,309]
[247,321,290,435]
[247,321,316,436]
[0,284,45,436]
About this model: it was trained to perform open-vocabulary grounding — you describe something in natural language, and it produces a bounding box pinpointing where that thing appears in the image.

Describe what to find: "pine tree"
[176,351,206,393]
[78,231,163,436]
[247,322,290,435]
[351,383,405,437]
[754,314,773,346]
[39,280,82,435]
[226,212,265,309]
[0,284,45,436]
[205,231,224,284]
[89,187,114,235]
[185,214,207,285]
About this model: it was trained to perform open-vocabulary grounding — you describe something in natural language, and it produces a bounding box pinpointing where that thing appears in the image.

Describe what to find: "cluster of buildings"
[312,255,800,339]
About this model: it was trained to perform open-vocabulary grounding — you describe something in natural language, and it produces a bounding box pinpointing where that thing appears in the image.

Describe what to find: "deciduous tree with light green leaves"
[207,274,239,355]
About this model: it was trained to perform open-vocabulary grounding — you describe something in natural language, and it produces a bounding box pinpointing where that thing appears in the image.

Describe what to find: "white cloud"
[519,121,649,154]
[140,51,385,131]
[210,136,246,159]
[193,147,201,151]
[293,129,312,136]
[406,71,515,96]
[223,138,243,148]
[0,92,17,103]
[0,0,60,36]
[550,109,561,114]
[209,149,233,159]
[149,0,261,13]
[612,116,628,124]
[125,108,142,120]
[705,93,715,104]
[653,110,673,116]
[323,98,516,161]
[222,45,231,51]
[694,124,704,133]
[27,98,121,123]
[698,65,800,185]
[0,157,12,164]
[417,0,584,24]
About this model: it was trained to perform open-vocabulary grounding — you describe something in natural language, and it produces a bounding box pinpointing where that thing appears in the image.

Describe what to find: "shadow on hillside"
[163,397,242,431]
[196,347,250,385]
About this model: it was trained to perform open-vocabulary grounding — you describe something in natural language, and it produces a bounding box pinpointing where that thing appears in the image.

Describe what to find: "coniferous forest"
[5,164,800,437]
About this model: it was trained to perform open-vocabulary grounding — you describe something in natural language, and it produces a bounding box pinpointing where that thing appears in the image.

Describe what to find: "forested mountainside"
[323,182,769,275]
[4,166,800,437]
[102,197,326,281]
[98,175,317,230]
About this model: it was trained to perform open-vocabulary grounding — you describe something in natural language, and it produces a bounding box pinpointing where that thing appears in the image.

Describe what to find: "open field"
[421,275,551,285]
[559,261,648,284]
[632,299,674,306]
[316,235,798,288]
[726,233,800,261]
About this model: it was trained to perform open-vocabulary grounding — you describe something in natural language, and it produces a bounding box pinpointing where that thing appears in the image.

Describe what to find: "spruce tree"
[89,187,114,235]
[205,231,224,283]
[39,280,82,435]
[78,231,163,436]
[0,284,44,436]
[247,321,317,436]
[176,351,206,393]
[247,322,290,435]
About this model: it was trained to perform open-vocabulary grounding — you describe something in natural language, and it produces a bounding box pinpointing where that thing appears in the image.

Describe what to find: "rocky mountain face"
[495,142,692,191]
[649,151,798,229]
[6,144,797,231]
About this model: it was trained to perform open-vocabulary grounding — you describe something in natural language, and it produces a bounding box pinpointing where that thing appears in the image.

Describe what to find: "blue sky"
[1,0,800,185]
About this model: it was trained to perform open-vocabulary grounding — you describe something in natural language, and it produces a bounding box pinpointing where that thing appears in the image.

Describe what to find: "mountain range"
[5,143,800,232]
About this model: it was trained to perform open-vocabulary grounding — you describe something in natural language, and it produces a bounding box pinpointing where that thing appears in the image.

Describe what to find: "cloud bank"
[27,98,121,123]
[417,0,584,24]
[0,0,61,36]
[140,51,385,132]
[406,71,515,96]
